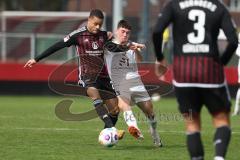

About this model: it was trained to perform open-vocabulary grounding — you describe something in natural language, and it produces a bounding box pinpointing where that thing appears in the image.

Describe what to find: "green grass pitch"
[0,96,239,160]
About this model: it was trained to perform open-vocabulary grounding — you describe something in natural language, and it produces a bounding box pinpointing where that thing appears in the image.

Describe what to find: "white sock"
[123,110,138,129]
[234,88,240,114]
[214,156,224,160]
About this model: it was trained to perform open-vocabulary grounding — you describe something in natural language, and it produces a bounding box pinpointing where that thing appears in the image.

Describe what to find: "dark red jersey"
[173,55,224,85]
[153,0,238,87]
[63,26,108,78]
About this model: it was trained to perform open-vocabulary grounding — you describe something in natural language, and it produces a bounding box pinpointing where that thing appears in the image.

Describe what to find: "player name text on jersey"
[179,0,217,12]
[183,43,210,53]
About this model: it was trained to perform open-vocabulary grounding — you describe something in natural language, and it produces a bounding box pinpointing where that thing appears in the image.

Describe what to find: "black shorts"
[78,75,116,100]
[174,86,231,114]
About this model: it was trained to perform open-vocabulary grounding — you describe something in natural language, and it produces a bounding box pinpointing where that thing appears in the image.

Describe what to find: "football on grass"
[98,127,118,147]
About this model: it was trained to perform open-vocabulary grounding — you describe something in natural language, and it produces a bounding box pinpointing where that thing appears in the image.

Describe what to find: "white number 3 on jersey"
[188,9,206,44]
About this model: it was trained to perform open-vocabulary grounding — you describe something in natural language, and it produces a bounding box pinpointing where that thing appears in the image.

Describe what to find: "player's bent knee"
[109,106,120,115]
[183,113,201,132]
[213,119,230,128]
[185,123,201,133]
[212,111,230,127]
[118,101,131,111]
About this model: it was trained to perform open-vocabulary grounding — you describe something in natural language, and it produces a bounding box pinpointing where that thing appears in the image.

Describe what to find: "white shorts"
[113,77,151,104]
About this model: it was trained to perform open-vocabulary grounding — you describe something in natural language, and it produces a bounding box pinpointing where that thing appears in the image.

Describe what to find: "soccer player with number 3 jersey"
[153,0,238,159]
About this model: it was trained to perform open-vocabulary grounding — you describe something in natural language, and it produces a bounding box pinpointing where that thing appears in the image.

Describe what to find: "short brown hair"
[117,20,132,30]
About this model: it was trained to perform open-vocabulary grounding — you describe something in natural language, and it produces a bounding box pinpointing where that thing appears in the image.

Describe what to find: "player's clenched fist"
[128,42,146,52]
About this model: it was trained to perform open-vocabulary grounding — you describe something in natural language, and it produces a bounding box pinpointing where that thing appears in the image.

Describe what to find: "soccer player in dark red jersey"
[152,1,238,160]
[24,9,125,137]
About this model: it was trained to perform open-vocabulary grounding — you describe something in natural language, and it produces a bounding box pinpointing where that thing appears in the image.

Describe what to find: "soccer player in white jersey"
[233,33,240,116]
[104,20,162,147]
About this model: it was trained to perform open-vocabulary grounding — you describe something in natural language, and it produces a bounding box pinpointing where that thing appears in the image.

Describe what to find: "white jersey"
[104,41,150,103]
[105,49,139,81]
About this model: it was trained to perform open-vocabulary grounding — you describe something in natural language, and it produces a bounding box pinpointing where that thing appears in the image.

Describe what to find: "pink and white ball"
[98,127,118,147]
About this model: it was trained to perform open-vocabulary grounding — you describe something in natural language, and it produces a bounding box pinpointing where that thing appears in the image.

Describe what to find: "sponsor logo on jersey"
[92,42,99,49]
[85,50,103,56]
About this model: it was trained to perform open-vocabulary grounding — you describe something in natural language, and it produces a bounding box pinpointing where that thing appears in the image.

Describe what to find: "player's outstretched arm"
[23,40,70,69]
[24,59,37,68]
